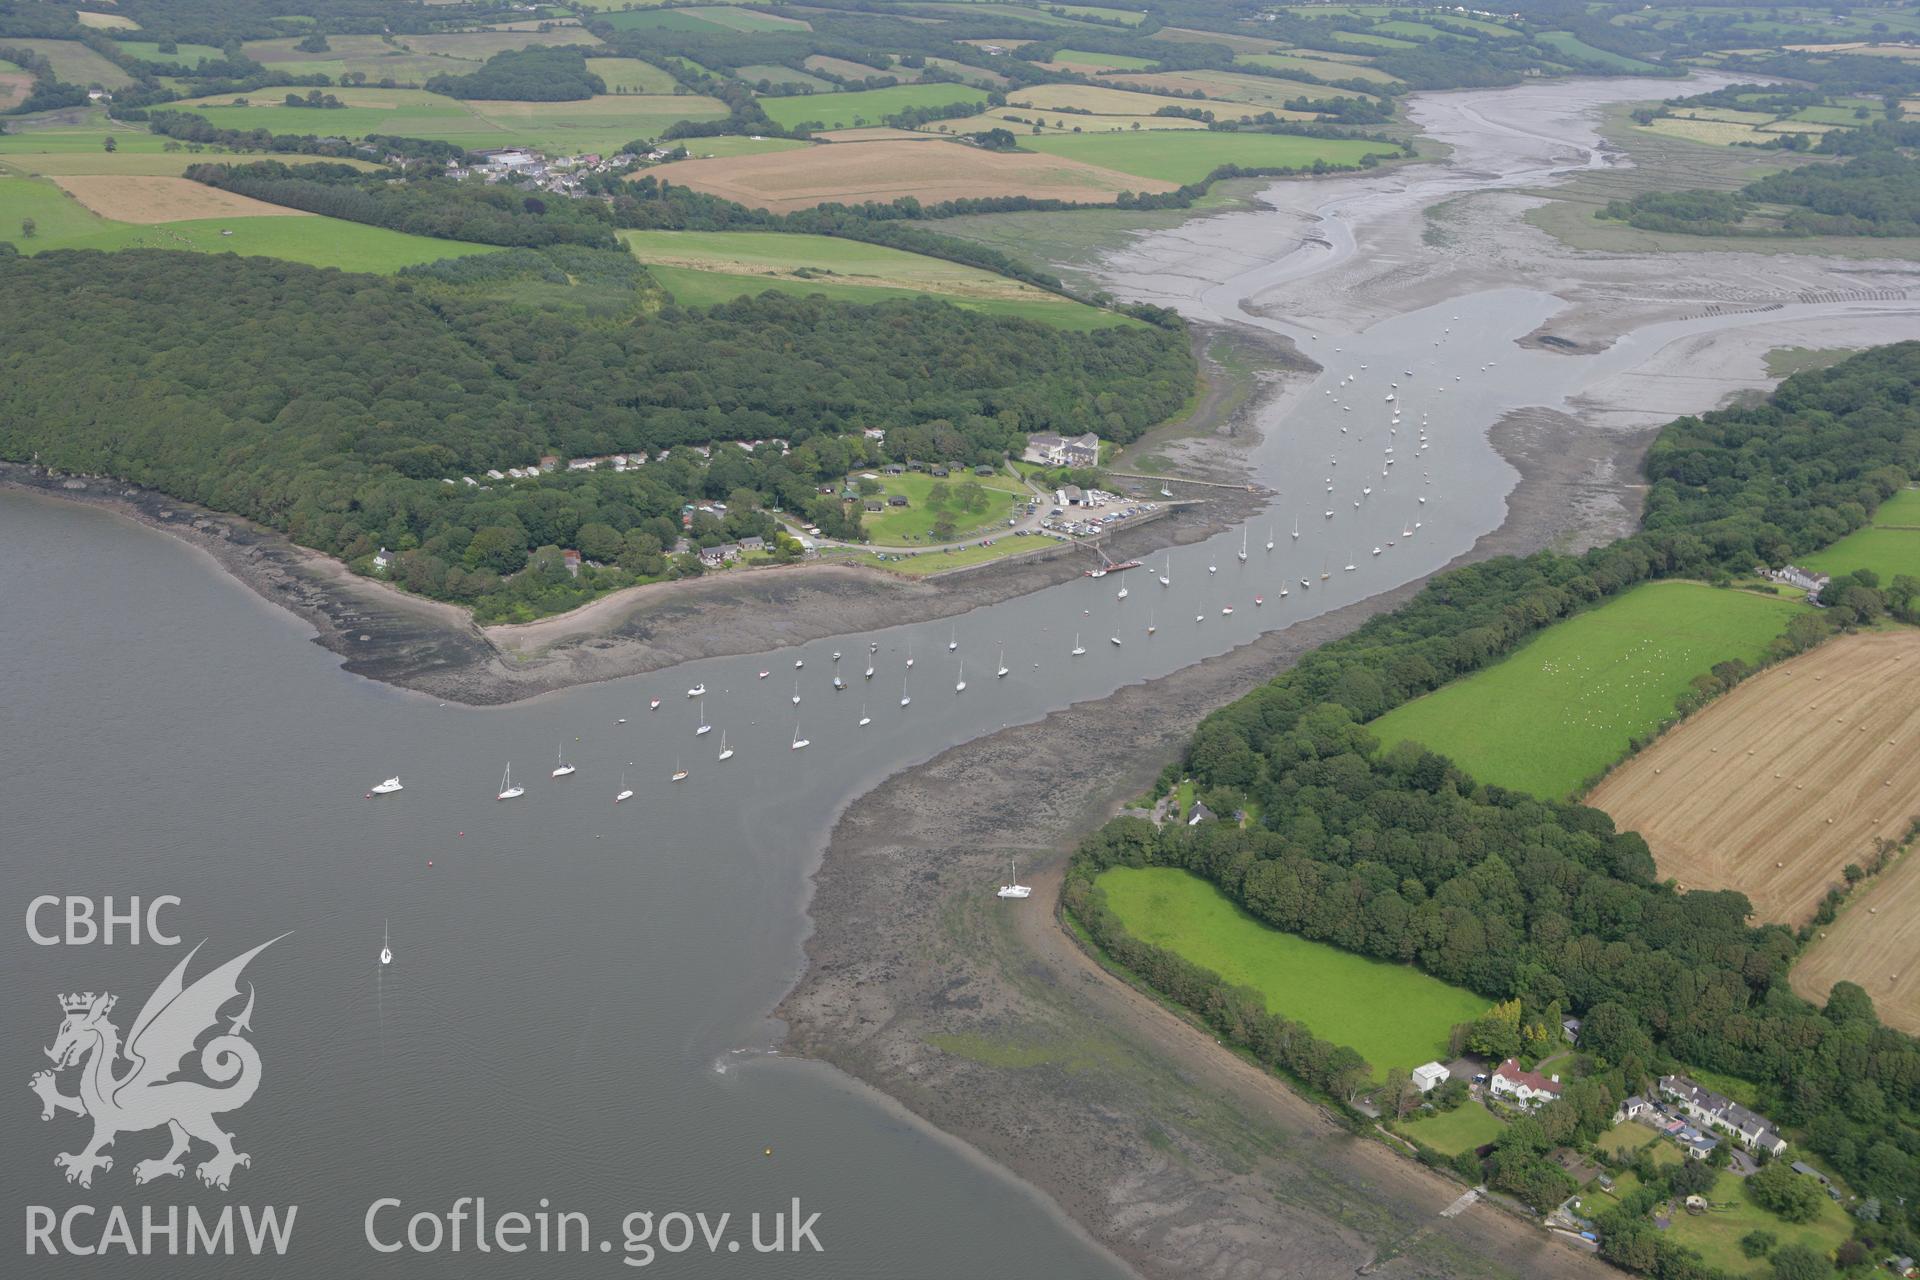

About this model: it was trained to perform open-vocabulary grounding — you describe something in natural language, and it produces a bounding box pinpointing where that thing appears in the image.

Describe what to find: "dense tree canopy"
[424,46,605,102]
[0,249,1191,621]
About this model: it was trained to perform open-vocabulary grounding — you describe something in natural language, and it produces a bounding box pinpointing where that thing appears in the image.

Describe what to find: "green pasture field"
[1097,865,1490,1077]
[1661,1169,1851,1278]
[1537,32,1662,72]
[2,38,134,87]
[1018,131,1399,184]
[735,63,835,91]
[1803,526,1920,581]
[1367,581,1806,799]
[0,175,497,270]
[584,57,680,94]
[1324,30,1419,50]
[166,87,728,154]
[757,83,989,130]
[0,123,382,176]
[853,466,1029,544]
[602,8,740,31]
[1051,48,1156,69]
[1239,52,1400,84]
[1873,487,1920,526]
[1398,1101,1506,1154]
[673,6,811,32]
[113,41,225,63]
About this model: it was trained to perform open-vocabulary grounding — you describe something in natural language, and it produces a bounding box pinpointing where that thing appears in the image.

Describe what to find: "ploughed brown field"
[642,139,1179,212]
[50,175,314,223]
[1587,630,1920,927]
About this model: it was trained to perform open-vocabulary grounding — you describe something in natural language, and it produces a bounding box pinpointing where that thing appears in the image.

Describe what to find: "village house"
[1185,800,1216,826]
[1764,564,1830,599]
[888,495,909,507]
[1658,1075,1788,1156]
[1489,1059,1562,1106]
[1561,1016,1583,1044]
[371,547,392,573]
[1412,1062,1450,1094]
[1612,1094,1651,1125]
[561,549,582,578]
[738,536,765,554]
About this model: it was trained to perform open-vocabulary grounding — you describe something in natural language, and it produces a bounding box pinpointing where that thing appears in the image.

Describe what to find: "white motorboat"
[650,697,661,710]
[368,777,403,797]
[758,670,769,679]
[1117,584,1128,600]
[687,683,705,698]
[552,743,576,778]
[1110,635,1122,647]
[794,658,804,669]
[1208,564,1217,575]
[1372,546,1382,556]
[1221,605,1234,616]
[497,764,524,801]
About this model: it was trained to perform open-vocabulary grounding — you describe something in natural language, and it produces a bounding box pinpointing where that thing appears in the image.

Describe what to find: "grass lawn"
[757,83,988,130]
[1367,581,1806,799]
[855,467,1029,545]
[1398,1101,1507,1154]
[1097,865,1490,1076]
[1597,1119,1664,1158]
[1661,1169,1851,1278]
[2,38,135,87]
[1803,526,1920,583]
[0,175,496,269]
[1017,131,1399,184]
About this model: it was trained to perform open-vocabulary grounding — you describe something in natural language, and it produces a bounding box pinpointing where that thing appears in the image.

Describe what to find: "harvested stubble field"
[1793,837,1920,1033]
[1588,630,1920,926]
[50,175,312,222]
[643,139,1177,212]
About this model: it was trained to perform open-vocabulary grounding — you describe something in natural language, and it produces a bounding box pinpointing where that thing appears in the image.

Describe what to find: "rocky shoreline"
[775,401,1652,1280]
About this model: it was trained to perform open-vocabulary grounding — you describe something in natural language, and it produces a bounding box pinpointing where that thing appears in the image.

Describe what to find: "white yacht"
[791,721,809,751]
[996,646,1009,678]
[1071,633,1086,656]
[792,680,801,706]
[947,627,957,653]
[379,921,393,968]
[900,675,912,708]
[997,861,1032,900]
[955,663,967,694]
[696,700,711,735]
[1237,529,1248,562]
[552,743,576,778]
[1159,555,1171,587]
[859,704,872,727]
[718,731,734,761]
[497,764,524,801]
[671,759,689,782]
[1117,584,1128,600]
[368,777,403,796]
[616,768,634,804]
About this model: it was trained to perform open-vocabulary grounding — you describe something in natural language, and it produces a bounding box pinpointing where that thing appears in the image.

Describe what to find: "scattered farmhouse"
[1763,564,1830,599]
[1658,1075,1787,1156]
[1489,1059,1562,1106]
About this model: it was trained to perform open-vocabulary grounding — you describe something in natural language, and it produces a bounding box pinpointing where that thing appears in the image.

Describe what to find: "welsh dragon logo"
[30,937,283,1190]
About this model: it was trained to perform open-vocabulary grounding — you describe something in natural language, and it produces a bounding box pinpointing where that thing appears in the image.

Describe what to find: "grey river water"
[5,76,1918,1278]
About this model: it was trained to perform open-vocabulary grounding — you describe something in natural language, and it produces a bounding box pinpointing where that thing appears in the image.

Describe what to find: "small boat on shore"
[997,861,1032,900]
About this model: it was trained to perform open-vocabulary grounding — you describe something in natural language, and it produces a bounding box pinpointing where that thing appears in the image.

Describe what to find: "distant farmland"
[1368,582,1805,799]
[1591,630,1920,926]
[642,138,1178,212]
[757,83,988,130]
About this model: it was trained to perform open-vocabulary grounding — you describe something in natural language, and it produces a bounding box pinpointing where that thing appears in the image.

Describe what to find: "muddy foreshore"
[775,403,1649,1280]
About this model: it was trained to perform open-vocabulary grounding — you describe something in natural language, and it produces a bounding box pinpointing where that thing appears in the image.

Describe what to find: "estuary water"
[5,76,1917,1279]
